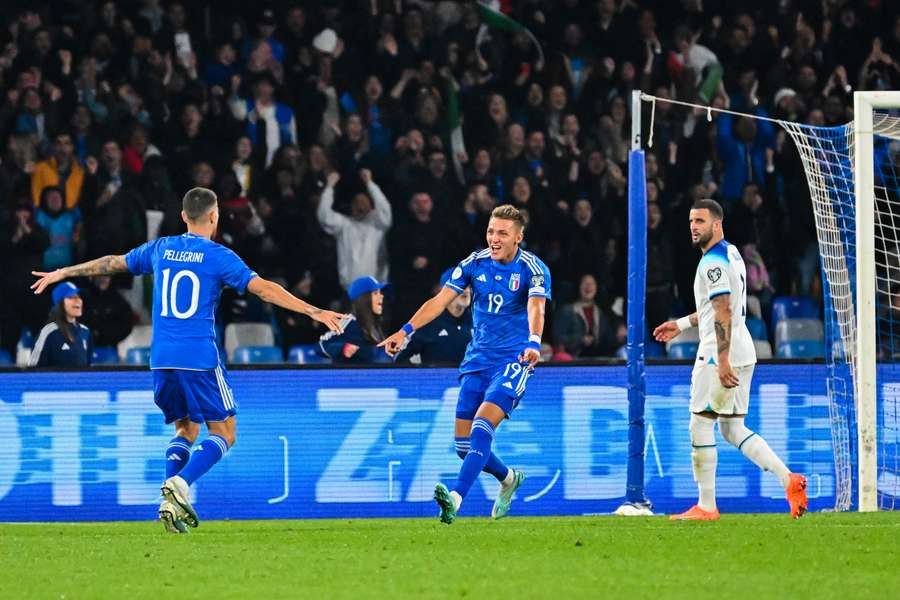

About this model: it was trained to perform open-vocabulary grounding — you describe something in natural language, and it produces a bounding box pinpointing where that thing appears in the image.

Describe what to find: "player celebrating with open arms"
[381,204,551,523]
[653,199,807,520]
[31,187,345,533]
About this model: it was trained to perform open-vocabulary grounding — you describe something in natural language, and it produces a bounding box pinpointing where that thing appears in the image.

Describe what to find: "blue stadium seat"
[745,318,768,341]
[92,346,120,365]
[288,344,331,364]
[125,346,151,365]
[771,296,819,328]
[18,328,35,349]
[232,345,284,364]
[776,340,825,359]
[774,318,825,347]
[645,341,667,358]
[0,349,12,365]
[667,342,699,359]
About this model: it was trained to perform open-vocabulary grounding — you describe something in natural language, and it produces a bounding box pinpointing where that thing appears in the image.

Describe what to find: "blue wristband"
[401,323,415,336]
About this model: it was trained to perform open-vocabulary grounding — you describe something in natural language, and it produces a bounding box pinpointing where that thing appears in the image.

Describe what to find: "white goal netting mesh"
[781,113,900,510]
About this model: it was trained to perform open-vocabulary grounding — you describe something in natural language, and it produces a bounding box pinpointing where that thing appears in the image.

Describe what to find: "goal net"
[781,93,900,511]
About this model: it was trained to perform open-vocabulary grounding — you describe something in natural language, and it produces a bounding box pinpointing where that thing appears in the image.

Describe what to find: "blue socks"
[177,435,230,485]
[453,418,495,498]
[455,435,509,482]
[165,436,192,478]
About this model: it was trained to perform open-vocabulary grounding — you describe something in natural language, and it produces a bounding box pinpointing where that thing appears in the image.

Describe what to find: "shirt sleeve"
[527,259,552,299]
[125,239,160,275]
[702,257,732,299]
[444,253,476,293]
[219,246,258,293]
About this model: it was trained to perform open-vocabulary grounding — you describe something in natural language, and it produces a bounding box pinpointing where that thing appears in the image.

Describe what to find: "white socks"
[501,469,516,488]
[719,418,791,489]
[450,490,462,510]
[690,414,718,511]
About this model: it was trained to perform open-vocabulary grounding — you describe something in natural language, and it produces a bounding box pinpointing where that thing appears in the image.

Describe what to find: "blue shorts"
[152,366,237,424]
[456,361,534,420]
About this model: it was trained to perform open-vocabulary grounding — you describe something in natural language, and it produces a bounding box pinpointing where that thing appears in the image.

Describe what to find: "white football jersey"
[693,240,756,367]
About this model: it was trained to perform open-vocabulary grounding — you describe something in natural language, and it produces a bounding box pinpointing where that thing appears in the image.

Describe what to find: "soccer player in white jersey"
[653,199,808,520]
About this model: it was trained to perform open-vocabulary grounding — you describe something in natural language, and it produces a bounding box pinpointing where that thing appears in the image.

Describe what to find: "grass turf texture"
[3,513,899,599]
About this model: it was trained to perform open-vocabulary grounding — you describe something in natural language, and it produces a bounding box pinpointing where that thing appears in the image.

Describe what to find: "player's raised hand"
[311,309,346,334]
[31,269,64,295]
[652,320,680,343]
[378,330,406,357]
[326,171,340,188]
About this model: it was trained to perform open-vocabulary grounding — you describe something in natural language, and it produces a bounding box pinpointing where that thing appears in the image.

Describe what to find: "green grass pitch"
[3,513,899,599]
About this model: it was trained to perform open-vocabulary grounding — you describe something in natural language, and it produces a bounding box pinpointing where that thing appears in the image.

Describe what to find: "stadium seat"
[776,340,825,359]
[754,340,773,359]
[746,295,763,319]
[745,318,768,341]
[92,347,120,365]
[0,349,12,366]
[288,344,331,364]
[667,342,699,359]
[225,323,275,360]
[645,341,667,358]
[125,346,151,365]
[771,296,819,328]
[118,325,152,361]
[232,345,284,364]
[665,325,699,350]
[774,318,825,347]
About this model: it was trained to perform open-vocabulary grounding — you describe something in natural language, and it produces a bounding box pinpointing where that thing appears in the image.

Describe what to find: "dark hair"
[351,292,384,345]
[51,303,77,344]
[691,198,724,220]
[182,187,217,220]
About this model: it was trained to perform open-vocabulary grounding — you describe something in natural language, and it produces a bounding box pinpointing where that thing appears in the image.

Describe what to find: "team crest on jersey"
[707,267,722,283]
[509,273,521,291]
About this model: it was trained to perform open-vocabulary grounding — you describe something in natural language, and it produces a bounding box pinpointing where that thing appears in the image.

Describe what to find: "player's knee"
[719,418,752,448]
[689,413,716,447]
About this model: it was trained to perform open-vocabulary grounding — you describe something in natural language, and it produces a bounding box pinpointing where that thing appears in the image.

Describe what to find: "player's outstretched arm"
[652,312,698,343]
[247,277,345,333]
[711,295,739,388]
[379,286,458,356]
[31,254,129,295]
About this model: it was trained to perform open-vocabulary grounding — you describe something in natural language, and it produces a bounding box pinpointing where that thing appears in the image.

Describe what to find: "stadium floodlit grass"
[3,513,899,599]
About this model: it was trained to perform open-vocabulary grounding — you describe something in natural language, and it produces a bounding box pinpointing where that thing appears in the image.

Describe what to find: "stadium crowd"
[1,0,899,363]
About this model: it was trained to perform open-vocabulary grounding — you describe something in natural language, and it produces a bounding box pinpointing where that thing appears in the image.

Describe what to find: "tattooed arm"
[711,294,739,388]
[31,255,129,295]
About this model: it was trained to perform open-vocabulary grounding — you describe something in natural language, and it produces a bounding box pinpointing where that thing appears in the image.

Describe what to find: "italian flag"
[475,1,545,70]
[447,77,466,184]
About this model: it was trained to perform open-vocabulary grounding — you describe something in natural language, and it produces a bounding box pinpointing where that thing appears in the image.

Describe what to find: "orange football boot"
[786,473,808,519]
[669,505,721,521]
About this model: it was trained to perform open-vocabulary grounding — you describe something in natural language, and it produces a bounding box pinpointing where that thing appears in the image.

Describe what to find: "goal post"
[852,91,900,512]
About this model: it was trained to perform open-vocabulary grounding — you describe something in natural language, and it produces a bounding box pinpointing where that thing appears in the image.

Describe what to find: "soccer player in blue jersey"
[31,187,345,533]
[381,204,551,523]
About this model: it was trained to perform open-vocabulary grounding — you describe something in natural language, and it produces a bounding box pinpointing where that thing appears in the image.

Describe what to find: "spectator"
[0,199,50,356]
[398,269,472,365]
[230,72,297,167]
[716,111,775,204]
[31,131,85,208]
[82,276,134,348]
[553,273,615,357]
[646,201,675,328]
[317,169,392,290]
[318,276,391,364]
[29,282,93,368]
[35,185,80,271]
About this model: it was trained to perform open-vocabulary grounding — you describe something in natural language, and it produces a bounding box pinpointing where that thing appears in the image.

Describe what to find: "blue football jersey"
[126,233,258,369]
[444,248,551,373]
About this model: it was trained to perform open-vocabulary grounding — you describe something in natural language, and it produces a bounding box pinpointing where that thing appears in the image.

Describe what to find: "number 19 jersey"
[126,233,258,370]
[445,248,552,374]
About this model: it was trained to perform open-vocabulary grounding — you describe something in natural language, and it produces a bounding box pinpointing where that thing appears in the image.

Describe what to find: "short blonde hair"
[490,204,526,230]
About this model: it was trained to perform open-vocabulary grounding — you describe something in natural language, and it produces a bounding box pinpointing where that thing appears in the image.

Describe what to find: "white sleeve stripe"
[29,324,58,366]
[529,286,545,294]
[519,252,542,275]
[445,282,464,292]
[460,251,479,266]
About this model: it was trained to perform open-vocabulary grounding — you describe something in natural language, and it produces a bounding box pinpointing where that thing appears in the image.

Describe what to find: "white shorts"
[690,361,754,415]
